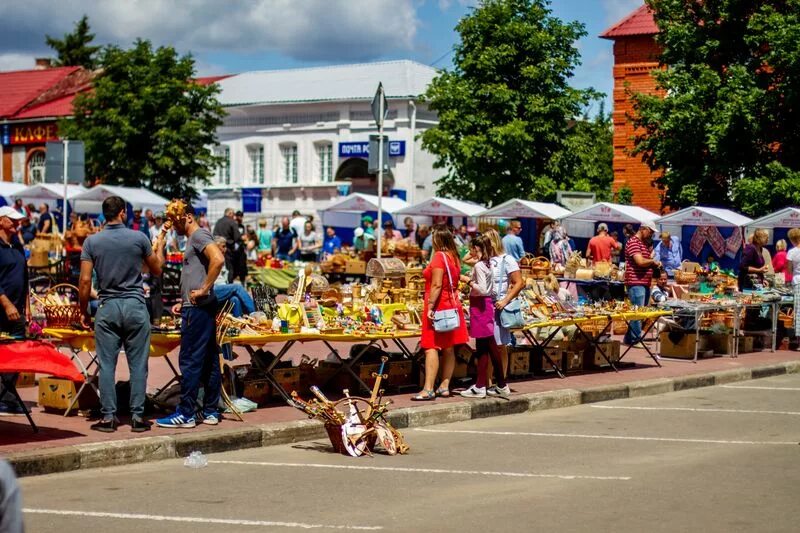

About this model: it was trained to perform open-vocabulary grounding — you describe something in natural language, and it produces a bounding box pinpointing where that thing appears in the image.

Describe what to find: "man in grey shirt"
[157,203,224,428]
[80,196,165,433]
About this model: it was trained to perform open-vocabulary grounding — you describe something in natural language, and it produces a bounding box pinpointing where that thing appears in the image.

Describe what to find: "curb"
[8,360,799,478]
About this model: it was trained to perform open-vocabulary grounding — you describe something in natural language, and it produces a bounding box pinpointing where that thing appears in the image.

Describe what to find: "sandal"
[410,389,436,401]
[435,387,451,398]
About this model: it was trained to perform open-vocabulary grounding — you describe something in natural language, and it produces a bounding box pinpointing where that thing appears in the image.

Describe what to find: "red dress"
[420,251,469,350]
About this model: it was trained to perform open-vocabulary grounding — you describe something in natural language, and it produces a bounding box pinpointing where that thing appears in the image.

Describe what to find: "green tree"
[60,40,225,199]
[421,0,602,205]
[46,15,100,69]
[632,0,800,216]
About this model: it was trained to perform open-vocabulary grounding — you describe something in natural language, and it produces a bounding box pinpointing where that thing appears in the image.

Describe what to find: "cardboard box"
[564,351,583,372]
[738,335,754,354]
[16,372,36,388]
[708,333,734,355]
[591,341,621,367]
[272,368,302,397]
[509,349,531,377]
[243,378,271,406]
[38,377,98,412]
[388,360,414,386]
[659,333,710,359]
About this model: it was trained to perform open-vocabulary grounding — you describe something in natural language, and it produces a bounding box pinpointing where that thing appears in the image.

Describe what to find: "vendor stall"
[560,201,659,241]
[0,182,28,207]
[394,197,485,222]
[479,199,571,254]
[745,207,800,251]
[71,184,170,216]
[655,206,753,272]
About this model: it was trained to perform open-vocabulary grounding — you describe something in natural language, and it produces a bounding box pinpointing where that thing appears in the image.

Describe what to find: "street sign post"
[372,83,389,258]
[45,140,85,234]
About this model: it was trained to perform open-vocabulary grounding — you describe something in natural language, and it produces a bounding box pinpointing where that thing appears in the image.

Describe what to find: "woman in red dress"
[412,226,468,400]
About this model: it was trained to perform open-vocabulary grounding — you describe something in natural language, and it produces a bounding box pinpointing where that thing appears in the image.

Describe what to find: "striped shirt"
[624,235,653,286]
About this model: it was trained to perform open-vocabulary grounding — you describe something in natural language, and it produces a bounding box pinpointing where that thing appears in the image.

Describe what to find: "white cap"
[354,227,364,238]
[640,219,658,232]
[0,206,24,220]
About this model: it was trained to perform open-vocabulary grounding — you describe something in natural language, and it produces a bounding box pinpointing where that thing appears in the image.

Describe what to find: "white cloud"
[0,53,39,71]
[601,0,643,24]
[0,0,419,62]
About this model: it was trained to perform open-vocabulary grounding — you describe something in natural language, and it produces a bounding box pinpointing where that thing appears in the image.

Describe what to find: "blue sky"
[0,0,643,111]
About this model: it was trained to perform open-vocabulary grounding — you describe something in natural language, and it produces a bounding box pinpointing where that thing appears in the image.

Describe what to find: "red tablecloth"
[0,340,84,381]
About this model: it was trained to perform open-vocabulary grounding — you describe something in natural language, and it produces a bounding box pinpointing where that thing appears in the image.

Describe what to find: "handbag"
[497,254,525,329]
[432,252,462,333]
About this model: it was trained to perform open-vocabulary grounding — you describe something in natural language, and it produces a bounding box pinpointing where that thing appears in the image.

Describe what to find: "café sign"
[2,122,60,145]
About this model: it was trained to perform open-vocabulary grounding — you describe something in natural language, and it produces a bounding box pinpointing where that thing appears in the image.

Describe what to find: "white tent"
[395,197,485,218]
[560,202,659,238]
[321,193,410,228]
[479,199,571,220]
[12,184,86,202]
[71,185,170,214]
[656,206,752,228]
[745,207,800,229]
[0,183,29,204]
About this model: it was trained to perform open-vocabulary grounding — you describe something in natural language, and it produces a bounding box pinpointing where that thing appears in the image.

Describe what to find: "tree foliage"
[633,0,800,216]
[46,15,100,69]
[60,40,225,199]
[421,0,608,205]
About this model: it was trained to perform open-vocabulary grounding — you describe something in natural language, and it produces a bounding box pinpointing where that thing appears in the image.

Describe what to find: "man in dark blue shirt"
[272,217,298,261]
[322,227,342,257]
[0,206,28,415]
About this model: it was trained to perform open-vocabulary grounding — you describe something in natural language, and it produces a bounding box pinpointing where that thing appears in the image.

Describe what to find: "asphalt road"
[19,374,800,532]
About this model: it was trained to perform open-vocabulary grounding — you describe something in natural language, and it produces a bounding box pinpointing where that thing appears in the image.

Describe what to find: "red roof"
[12,93,79,119]
[600,4,658,39]
[195,75,232,86]
[0,67,80,118]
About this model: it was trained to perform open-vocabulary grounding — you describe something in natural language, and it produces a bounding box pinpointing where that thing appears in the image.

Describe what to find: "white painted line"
[720,385,800,391]
[591,405,800,416]
[210,460,631,481]
[23,508,381,530]
[414,428,798,446]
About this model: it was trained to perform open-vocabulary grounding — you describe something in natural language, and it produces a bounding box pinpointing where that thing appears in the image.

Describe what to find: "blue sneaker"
[202,411,220,426]
[155,412,196,428]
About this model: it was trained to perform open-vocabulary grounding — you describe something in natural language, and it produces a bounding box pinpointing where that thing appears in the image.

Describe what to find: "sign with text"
[3,122,59,145]
[339,140,405,159]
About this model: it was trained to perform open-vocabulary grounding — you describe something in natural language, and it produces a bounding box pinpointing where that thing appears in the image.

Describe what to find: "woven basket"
[530,256,550,279]
[675,270,698,284]
[39,284,81,328]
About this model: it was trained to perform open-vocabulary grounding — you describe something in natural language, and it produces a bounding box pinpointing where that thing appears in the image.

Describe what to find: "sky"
[0,0,643,112]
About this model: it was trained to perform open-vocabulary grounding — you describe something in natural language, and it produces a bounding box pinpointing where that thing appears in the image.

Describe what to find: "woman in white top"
[298,221,321,262]
[459,235,508,398]
[484,229,525,392]
[785,228,800,340]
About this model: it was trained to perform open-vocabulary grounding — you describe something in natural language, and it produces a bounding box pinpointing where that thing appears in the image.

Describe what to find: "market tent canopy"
[323,193,409,214]
[479,199,571,220]
[71,185,169,214]
[745,207,800,229]
[656,206,753,228]
[395,197,485,218]
[12,184,86,201]
[560,202,659,239]
[0,182,29,206]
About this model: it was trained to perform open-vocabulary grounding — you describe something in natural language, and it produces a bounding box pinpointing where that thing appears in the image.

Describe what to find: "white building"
[204,60,442,224]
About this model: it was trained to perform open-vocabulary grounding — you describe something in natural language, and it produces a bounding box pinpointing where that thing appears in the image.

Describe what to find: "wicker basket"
[38,284,81,328]
[530,256,551,279]
[675,270,698,284]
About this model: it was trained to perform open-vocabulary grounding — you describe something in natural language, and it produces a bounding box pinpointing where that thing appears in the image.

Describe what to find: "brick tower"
[600,4,663,213]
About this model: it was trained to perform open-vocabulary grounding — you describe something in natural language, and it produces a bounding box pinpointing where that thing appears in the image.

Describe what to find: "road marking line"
[720,385,800,391]
[414,428,798,446]
[590,405,800,416]
[22,508,381,530]
[210,460,631,481]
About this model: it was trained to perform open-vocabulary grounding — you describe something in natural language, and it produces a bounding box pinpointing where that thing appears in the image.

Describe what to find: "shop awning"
[744,207,800,229]
[12,184,86,201]
[71,185,170,214]
[655,206,752,228]
[323,193,409,214]
[0,182,29,202]
[479,199,571,220]
[395,197,485,218]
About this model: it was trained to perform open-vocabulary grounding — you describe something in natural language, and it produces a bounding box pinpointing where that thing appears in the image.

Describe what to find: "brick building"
[600,4,663,213]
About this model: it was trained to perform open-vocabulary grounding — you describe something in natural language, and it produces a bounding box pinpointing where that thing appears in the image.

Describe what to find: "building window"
[281,144,298,184]
[317,142,333,183]
[28,151,46,185]
[214,145,230,185]
[247,145,264,184]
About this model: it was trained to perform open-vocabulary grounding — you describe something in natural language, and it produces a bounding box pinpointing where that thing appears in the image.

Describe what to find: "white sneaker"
[487,385,511,397]
[460,386,486,399]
